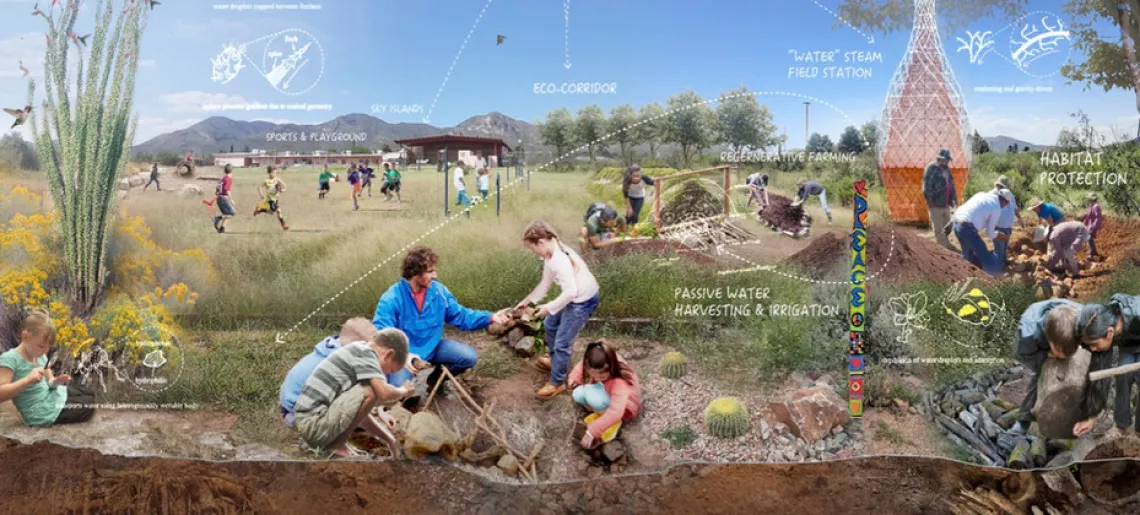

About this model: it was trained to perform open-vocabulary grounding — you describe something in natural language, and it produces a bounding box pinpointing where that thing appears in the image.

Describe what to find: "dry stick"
[523,441,545,481]
[442,369,535,480]
[422,369,447,411]
[473,418,533,481]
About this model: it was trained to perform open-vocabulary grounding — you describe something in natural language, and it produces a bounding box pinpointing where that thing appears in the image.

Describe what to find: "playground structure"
[878,0,972,223]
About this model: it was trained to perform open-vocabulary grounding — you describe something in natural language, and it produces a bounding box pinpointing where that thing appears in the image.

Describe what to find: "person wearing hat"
[791,179,832,224]
[991,175,1025,267]
[949,190,1011,275]
[580,203,628,254]
[745,172,770,209]
[1028,198,1065,239]
[922,149,959,250]
[622,164,656,226]
[1083,192,1103,261]
[1045,221,1090,278]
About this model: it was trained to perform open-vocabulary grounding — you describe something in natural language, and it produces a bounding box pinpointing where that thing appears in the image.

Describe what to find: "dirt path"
[0,436,1132,514]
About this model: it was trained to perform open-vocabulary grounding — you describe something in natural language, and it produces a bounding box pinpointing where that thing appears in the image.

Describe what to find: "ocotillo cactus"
[27,0,150,312]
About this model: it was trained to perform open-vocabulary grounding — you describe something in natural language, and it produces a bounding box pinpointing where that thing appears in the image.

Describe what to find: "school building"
[393,135,511,168]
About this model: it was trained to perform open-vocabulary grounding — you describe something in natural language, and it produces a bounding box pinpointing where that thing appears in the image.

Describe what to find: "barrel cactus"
[704,397,750,439]
[659,352,688,379]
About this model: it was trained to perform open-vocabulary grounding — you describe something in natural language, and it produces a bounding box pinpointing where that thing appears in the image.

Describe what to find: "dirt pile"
[660,179,722,227]
[758,194,808,236]
[1005,217,1140,300]
[784,227,989,285]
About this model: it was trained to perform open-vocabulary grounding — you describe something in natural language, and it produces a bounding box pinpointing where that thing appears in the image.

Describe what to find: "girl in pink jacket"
[568,341,641,449]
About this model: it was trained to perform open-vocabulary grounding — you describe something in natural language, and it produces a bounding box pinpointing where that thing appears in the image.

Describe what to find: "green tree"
[806,133,835,152]
[1055,128,1085,150]
[836,0,1140,141]
[860,121,879,153]
[971,130,991,154]
[607,104,638,165]
[636,103,667,159]
[243,145,251,152]
[381,144,393,153]
[574,105,606,162]
[665,91,717,167]
[153,150,181,166]
[716,86,780,156]
[538,108,575,164]
[27,0,150,311]
[837,126,866,154]
[349,145,371,154]
[0,132,40,170]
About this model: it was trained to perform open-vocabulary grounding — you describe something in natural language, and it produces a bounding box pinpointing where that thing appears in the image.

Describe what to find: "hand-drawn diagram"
[940,278,1002,327]
[954,11,1072,79]
[888,291,929,345]
[71,327,185,394]
[210,28,325,96]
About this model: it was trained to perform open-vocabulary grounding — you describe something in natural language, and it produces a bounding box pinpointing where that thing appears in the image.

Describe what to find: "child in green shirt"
[0,308,95,426]
[381,162,402,203]
[318,166,334,200]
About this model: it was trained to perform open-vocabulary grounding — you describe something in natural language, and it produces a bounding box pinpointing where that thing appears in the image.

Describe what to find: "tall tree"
[860,121,879,153]
[0,132,40,170]
[970,130,991,154]
[636,103,667,160]
[716,86,780,156]
[837,0,1140,141]
[665,91,717,167]
[538,108,576,164]
[837,126,866,153]
[381,144,393,153]
[806,133,835,152]
[1055,127,1085,150]
[608,104,638,165]
[28,0,151,312]
[574,105,606,162]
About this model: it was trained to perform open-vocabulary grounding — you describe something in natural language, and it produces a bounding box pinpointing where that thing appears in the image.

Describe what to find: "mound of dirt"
[785,227,989,285]
[758,194,807,232]
[660,180,722,227]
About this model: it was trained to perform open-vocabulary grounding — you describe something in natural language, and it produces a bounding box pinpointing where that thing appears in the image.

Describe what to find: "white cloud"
[134,116,204,144]
[157,91,248,114]
[139,59,156,68]
[254,118,298,124]
[0,33,45,79]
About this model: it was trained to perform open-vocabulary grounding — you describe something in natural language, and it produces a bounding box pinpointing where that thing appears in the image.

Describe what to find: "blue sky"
[0,0,1136,148]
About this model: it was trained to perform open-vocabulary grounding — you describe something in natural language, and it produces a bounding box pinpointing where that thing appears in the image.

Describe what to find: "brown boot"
[536,383,566,399]
[536,356,551,371]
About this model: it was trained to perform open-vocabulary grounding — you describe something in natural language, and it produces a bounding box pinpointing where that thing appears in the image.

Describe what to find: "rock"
[586,466,604,479]
[387,405,414,434]
[775,436,790,446]
[178,183,204,196]
[487,321,515,337]
[815,374,834,386]
[601,441,625,462]
[831,425,843,436]
[1029,438,1048,468]
[1007,439,1032,469]
[234,443,289,460]
[958,410,978,429]
[404,412,462,461]
[117,190,128,200]
[980,413,1002,440]
[1033,348,1093,439]
[997,409,1021,429]
[993,397,1016,411]
[813,440,826,452]
[507,327,526,348]
[513,336,536,357]
[497,454,520,476]
[782,448,796,461]
[997,433,1022,455]
[982,400,1006,421]
[893,398,910,409]
[128,176,145,187]
[767,386,850,443]
[957,390,986,405]
[118,178,130,191]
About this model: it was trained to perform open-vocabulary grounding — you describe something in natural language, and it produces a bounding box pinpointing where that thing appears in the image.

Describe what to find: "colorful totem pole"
[848,180,868,418]
[878,0,972,223]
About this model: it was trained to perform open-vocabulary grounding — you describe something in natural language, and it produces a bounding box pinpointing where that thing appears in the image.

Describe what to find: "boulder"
[178,183,204,196]
[403,412,462,461]
[507,327,526,348]
[767,386,850,442]
[387,405,414,434]
[513,336,536,357]
[601,441,625,462]
[118,178,130,191]
[496,454,520,477]
[1033,348,1092,439]
[128,176,146,187]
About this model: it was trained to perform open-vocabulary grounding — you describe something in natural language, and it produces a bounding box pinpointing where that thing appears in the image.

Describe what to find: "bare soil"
[3,436,1134,514]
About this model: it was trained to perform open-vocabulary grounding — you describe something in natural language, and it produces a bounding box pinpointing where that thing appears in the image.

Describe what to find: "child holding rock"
[0,308,96,426]
[516,220,600,399]
[1078,295,1140,438]
[567,341,641,449]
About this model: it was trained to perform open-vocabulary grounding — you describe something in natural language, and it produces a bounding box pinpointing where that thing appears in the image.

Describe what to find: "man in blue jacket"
[373,246,509,402]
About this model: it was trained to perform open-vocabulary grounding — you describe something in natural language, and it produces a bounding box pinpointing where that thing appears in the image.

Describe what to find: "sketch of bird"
[496,34,506,45]
[19,61,29,77]
[145,0,160,9]
[4,106,32,129]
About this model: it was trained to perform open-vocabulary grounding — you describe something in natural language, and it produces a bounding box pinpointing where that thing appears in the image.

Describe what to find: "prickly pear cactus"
[659,352,688,379]
[704,397,749,439]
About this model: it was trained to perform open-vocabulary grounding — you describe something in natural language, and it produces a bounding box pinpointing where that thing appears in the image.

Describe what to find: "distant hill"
[132,112,541,156]
[984,135,1048,153]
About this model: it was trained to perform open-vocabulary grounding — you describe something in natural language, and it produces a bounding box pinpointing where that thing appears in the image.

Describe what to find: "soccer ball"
[276,182,286,193]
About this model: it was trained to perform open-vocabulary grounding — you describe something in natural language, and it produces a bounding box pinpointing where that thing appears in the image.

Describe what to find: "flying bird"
[68,31,90,47]
[19,61,29,77]
[4,106,33,129]
[145,0,160,9]
[496,34,506,45]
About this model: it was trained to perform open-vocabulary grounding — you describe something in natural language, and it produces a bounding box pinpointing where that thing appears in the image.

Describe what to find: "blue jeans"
[1115,348,1140,429]
[953,222,1002,276]
[385,339,479,386]
[572,383,610,412]
[817,190,830,216]
[456,190,470,207]
[627,197,645,225]
[546,294,600,386]
[994,226,1012,267]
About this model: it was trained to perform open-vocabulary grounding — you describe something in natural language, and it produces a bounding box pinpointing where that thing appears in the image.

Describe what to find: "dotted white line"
[563,0,571,68]
[716,230,896,285]
[279,90,881,341]
[809,0,875,43]
[423,0,495,123]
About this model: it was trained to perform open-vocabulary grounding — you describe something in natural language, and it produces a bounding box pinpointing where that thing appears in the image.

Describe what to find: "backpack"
[585,202,608,222]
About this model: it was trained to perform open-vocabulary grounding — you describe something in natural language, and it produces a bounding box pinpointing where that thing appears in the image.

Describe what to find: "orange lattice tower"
[878,0,972,223]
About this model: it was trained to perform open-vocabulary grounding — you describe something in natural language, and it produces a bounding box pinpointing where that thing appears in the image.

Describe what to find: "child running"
[211,164,236,233]
[347,164,362,211]
[318,165,335,200]
[254,165,290,230]
[477,168,490,202]
[381,162,402,203]
[361,165,375,198]
[0,308,96,427]
[567,340,641,449]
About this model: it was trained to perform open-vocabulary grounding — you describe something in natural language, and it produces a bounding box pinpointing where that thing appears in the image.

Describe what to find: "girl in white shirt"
[516,220,601,399]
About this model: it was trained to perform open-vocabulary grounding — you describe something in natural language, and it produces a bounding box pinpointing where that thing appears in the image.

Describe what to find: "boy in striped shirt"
[293,327,415,458]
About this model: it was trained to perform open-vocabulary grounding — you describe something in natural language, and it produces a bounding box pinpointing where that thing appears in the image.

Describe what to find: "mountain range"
[131,112,542,157]
[983,135,1048,153]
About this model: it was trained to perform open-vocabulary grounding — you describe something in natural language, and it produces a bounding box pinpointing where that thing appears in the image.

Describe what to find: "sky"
[0,0,1136,149]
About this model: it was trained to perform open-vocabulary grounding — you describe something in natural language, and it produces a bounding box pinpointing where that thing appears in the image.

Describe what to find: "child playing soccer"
[567,341,641,449]
[318,165,335,200]
[254,165,289,230]
[381,162,402,203]
[0,308,96,426]
[477,168,490,202]
[361,166,375,197]
[347,165,362,211]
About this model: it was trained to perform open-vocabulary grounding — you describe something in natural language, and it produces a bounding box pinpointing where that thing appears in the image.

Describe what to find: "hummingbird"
[69,31,90,47]
[4,106,32,129]
[145,0,160,10]
[18,61,29,77]
[496,34,506,45]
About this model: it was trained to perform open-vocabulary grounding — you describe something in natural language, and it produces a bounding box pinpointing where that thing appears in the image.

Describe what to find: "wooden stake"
[422,368,446,411]
[442,368,537,477]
